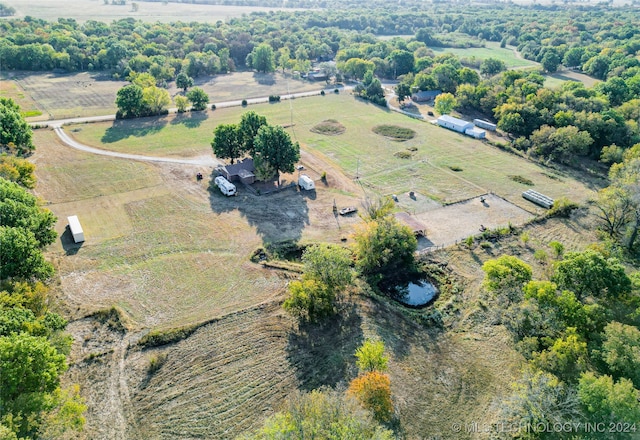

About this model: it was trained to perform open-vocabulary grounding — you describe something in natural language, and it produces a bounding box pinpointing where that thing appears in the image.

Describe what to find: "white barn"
[437,115,473,133]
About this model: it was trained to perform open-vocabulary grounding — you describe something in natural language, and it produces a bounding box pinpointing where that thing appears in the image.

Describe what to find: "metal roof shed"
[437,115,474,133]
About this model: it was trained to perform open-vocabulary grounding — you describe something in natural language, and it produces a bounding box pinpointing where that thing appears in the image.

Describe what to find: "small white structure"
[214,176,237,196]
[298,174,315,190]
[67,215,85,243]
[437,115,473,133]
[474,119,497,131]
[465,127,486,139]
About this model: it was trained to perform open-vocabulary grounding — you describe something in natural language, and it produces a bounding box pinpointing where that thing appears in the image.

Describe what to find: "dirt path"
[54,126,219,167]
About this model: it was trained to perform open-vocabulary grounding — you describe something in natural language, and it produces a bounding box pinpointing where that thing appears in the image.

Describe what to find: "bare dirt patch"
[310,119,346,135]
[413,193,534,248]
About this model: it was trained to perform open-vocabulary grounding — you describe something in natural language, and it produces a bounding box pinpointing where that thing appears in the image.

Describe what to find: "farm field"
[431,42,538,69]
[0,0,297,23]
[5,70,324,120]
[29,83,608,439]
[67,92,599,212]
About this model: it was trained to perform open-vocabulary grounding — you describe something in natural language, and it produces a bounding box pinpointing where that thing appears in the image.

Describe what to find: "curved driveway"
[38,88,339,167]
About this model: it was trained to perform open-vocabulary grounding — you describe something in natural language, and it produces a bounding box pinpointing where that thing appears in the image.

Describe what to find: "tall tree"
[248,43,275,73]
[175,71,194,92]
[355,340,389,373]
[347,371,394,423]
[115,84,144,119]
[142,86,171,114]
[0,98,35,156]
[238,111,267,156]
[480,58,506,77]
[186,87,209,111]
[434,92,457,115]
[211,124,243,164]
[253,125,300,186]
[301,244,353,292]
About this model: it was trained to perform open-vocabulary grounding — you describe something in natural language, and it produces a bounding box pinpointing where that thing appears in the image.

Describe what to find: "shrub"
[334,88,340,94]
[548,197,578,218]
[464,236,474,248]
[449,165,463,172]
[480,241,493,249]
[147,353,167,374]
[509,175,534,185]
[241,99,247,106]
[320,90,325,96]
[321,171,327,181]
[348,371,394,423]
[393,150,412,159]
[211,104,216,110]
[268,95,281,102]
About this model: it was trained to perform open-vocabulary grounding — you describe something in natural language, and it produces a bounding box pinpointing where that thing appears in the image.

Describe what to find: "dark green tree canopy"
[238,111,268,156]
[186,87,209,111]
[175,71,194,92]
[253,125,300,185]
[211,124,243,164]
[115,84,145,119]
[0,98,34,156]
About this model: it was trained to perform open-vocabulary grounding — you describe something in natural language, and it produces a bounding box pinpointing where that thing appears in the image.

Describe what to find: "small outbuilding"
[437,115,474,133]
[473,119,497,131]
[465,127,486,139]
[411,90,442,102]
[67,215,85,243]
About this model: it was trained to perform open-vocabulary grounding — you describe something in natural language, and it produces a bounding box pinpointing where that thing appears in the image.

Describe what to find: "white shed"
[465,127,486,139]
[437,115,473,133]
[473,119,497,131]
[298,174,315,190]
[67,215,85,243]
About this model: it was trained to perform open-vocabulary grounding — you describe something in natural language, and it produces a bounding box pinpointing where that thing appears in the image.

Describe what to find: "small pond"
[393,280,438,307]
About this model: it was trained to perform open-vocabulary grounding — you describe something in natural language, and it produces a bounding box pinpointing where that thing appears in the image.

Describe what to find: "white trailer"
[298,174,315,190]
[67,215,85,243]
[214,176,237,196]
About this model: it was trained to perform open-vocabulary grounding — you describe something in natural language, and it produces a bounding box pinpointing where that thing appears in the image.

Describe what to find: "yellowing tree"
[348,371,393,423]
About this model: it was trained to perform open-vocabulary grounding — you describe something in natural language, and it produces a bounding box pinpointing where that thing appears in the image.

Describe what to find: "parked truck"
[214,176,237,196]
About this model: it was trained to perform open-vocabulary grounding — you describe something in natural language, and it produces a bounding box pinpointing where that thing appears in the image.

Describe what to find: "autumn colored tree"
[348,371,394,423]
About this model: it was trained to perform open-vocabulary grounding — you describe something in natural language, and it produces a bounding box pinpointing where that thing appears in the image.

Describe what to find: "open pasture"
[431,42,538,69]
[68,93,597,211]
[0,0,295,23]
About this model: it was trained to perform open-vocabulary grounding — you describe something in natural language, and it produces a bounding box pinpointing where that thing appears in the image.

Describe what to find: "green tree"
[276,47,291,73]
[395,83,411,103]
[353,216,417,289]
[0,227,54,281]
[479,57,506,77]
[541,51,561,73]
[607,145,640,250]
[175,71,193,92]
[482,255,532,301]
[0,178,57,248]
[601,321,640,388]
[578,372,640,427]
[211,124,243,164]
[530,328,589,383]
[283,278,334,321]
[434,92,457,115]
[355,340,389,373]
[0,333,67,436]
[142,86,171,114]
[248,43,275,73]
[238,111,267,156]
[553,250,631,301]
[246,388,393,439]
[301,244,353,291]
[387,49,414,78]
[174,95,189,113]
[186,87,209,111]
[0,98,35,156]
[253,125,300,186]
[115,84,144,118]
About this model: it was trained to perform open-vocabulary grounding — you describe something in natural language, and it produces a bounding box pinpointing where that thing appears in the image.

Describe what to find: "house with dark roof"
[220,158,255,185]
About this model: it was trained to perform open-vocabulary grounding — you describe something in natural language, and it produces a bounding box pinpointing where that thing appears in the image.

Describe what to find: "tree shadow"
[170,111,208,129]
[286,303,364,391]
[252,72,276,86]
[101,115,169,143]
[60,226,83,256]
[207,170,309,245]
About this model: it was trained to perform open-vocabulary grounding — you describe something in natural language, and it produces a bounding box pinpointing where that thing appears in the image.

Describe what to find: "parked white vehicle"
[298,174,315,190]
[214,176,237,196]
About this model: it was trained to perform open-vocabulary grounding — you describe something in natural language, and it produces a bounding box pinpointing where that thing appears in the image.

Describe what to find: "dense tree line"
[0,101,85,439]
[482,251,640,437]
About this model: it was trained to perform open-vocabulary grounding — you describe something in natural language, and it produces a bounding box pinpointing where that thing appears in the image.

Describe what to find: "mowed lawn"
[33,129,284,330]
[69,93,596,208]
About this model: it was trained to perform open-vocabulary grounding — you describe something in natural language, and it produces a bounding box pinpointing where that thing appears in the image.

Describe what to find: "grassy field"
[68,93,598,209]
[0,0,296,23]
[431,42,538,69]
[7,70,323,120]
[543,69,601,89]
